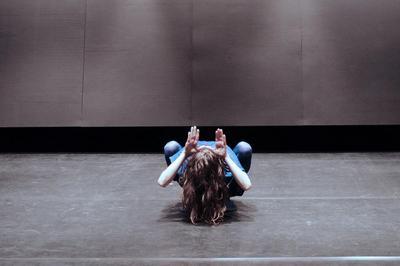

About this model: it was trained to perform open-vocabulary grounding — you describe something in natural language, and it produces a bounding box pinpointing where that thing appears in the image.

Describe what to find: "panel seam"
[80,0,88,124]
[189,0,194,125]
[300,0,304,125]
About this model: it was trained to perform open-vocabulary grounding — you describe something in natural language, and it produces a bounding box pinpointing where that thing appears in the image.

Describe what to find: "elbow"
[157,177,167,188]
[243,182,252,191]
[158,180,167,188]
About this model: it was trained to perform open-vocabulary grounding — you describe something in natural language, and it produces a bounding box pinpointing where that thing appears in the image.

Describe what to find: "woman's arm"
[225,153,252,191]
[158,126,200,187]
[157,150,187,187]
[214,128,252,191]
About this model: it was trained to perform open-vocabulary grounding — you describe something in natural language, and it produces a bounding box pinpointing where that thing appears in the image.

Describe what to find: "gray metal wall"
[1,0,400,126]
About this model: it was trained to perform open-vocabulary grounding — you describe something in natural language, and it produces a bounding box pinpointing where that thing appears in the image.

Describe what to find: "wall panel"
[0,0,85,126]
[302,0,400,125]
[192,0,303,126]
[1,0,400,127]
[82,0,192,126]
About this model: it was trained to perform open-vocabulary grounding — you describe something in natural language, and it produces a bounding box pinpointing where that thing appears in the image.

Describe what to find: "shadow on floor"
[157,199,257,225]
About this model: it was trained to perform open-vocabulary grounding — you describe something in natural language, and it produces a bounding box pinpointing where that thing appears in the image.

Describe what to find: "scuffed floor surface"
[1,153,400,265]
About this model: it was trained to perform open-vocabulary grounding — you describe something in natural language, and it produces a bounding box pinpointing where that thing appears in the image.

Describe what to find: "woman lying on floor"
[158,126,252,225]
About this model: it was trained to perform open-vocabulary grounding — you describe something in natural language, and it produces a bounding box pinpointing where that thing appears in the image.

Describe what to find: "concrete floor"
[1,153,400,265]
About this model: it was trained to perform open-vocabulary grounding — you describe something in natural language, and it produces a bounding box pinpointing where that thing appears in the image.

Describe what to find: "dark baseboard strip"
[0,125,399,153]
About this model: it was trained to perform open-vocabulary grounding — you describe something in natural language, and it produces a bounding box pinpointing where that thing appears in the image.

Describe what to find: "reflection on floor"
[1,153,400,265]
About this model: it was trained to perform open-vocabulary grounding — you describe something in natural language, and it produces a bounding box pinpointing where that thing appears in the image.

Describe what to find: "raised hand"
[184,126,200,157]
[214,128,227,158]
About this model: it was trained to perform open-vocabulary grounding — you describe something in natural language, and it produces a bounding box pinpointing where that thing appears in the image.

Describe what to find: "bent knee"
[164,140,181,154]
[237,141,252,156]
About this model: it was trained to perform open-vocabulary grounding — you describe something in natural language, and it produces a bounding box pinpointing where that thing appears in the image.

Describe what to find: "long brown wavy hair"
[181,147,229,225]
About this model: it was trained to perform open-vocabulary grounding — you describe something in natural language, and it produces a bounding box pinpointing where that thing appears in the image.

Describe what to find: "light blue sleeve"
[168,141,245,177]
[169,147,189,176]
[169,147,184,163]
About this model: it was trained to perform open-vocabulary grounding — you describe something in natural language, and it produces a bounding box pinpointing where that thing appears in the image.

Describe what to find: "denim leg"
[163,140,183,166]
[228,141,252,197]
[232,141,252,173]
[163,140,183,183]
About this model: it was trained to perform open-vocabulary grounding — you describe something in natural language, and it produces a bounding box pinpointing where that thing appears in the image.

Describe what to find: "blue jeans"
[163,140,252,197]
